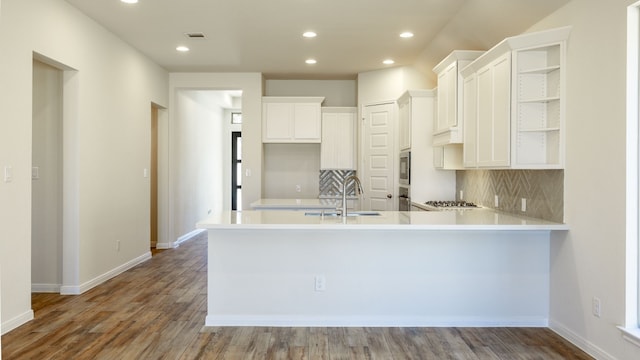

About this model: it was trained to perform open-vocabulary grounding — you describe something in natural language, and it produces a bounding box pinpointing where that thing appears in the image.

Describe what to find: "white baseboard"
[1,309,34,335]
[31,283,61,293]
[205,315,549,328]
[550,319,617,360]
[60,251,151,295]
[156,229,205,249]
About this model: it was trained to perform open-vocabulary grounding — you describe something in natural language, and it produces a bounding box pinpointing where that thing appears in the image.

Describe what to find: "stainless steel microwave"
[399,151,410,185]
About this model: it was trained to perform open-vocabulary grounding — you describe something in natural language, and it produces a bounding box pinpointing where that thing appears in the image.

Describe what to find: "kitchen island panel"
[205,228,550,327]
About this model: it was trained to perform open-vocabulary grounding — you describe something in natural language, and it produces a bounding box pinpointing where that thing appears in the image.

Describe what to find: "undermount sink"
[304,211,381,217]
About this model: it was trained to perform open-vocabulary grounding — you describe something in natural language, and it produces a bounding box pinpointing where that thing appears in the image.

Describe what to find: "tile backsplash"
[456,170,564,223]
[319,170,356,197]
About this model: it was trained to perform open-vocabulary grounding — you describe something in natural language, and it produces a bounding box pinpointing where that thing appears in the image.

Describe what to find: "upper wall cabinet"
[262,97,325,143]
[398,89,436,153]
[321,107,357,170]
[460,26,571,169]
[432,51,484,146]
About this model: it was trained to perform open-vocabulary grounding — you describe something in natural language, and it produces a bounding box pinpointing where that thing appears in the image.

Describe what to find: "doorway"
[150,105,159,249]
[31,59,63,293]
[231,131,242,210]
[361,102,397,211]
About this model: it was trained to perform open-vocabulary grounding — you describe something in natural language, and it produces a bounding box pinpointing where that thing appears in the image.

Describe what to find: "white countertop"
[197,208,568,231]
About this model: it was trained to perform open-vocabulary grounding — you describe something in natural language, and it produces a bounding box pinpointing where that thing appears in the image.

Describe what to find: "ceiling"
[64,0,570,80]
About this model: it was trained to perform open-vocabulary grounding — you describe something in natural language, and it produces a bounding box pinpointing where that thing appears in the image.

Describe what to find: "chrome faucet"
[341,175,364,217]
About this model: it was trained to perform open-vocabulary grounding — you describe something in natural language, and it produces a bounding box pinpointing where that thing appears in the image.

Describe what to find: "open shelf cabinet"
[512,42,565,168]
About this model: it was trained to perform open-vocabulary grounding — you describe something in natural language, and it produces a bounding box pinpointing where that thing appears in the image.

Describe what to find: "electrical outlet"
[459,190,464,200]
[592,297,601,317]
[296,185,302,193]
[494,195,499,207]
[315,275,326,292]
[521,198,527,212]
[116,240,121,252]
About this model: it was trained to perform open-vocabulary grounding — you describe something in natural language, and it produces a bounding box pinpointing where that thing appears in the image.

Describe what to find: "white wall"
[31,60,63,292]
[357,66,431,106]
[262,79,356,198]
[265,79,357,106]
[169,73,263,226]
[524,1,640,359]
[0,0,168,333]
[169,90,243,246]
[263,144,321,199]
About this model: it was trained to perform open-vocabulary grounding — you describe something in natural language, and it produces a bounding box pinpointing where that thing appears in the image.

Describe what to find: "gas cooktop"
[423,200,479,210]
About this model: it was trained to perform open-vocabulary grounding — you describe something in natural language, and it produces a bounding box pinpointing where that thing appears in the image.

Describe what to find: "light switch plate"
[4,166,13,183]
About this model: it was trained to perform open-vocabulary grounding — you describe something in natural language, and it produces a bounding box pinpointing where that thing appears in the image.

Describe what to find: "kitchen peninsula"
[197,210,567,327]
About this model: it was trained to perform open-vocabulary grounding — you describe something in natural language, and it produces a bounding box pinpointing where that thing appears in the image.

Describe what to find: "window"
[621,0,640,345]
[231,132,242,210]
[231,112,242,124]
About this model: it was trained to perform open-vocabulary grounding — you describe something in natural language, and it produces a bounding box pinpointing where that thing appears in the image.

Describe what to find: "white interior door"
[361,102,396,211]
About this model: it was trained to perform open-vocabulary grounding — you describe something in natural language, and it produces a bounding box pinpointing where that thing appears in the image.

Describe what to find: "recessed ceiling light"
[306,59,317,65]
[303,31,317,38]
[176,46,190,52]
[121,0,139,4]
[400,32,414,38]
[383,59,395,65]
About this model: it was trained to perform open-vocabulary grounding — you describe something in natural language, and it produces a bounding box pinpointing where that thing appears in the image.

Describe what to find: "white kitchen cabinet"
[321,107,357,170]
[462,73,478,167]
[398,90,433,156]
[476,52,511,167]
[262,97,324,143]
[460,26,570,169]
[433,145,463,169]
[432,51,484,146]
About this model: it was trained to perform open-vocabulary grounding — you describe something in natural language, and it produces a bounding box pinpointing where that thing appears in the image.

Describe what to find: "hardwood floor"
[2,232,593,359]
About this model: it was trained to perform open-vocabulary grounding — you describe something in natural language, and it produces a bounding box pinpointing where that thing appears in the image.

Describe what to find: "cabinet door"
[263,102,292,142]
[491,54,511,166]
[462,74,477,167]
[476,53,511,167]
[321,110,356,169]
[293,103,321,141]
[444,63,458,129]
[476,65,493,166]
[398,98,411,150]
[436,62,457,133]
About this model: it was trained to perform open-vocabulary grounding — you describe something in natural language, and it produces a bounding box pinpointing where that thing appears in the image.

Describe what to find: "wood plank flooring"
[1,232,593,359]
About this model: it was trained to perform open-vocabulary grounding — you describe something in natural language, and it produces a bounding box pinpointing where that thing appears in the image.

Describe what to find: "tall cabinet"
[460,26,571,169]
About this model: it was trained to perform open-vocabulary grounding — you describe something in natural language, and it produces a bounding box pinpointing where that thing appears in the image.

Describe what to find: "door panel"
[361,103,395,211]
